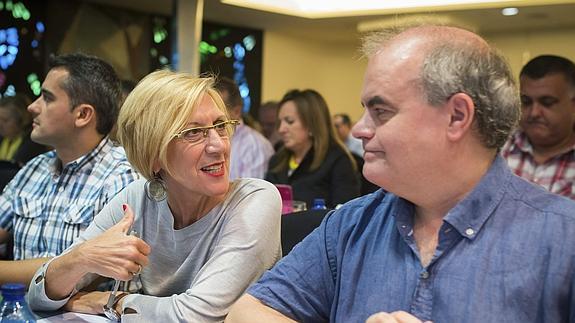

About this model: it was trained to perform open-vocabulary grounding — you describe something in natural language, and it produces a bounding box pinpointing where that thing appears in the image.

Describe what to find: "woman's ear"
[152,160,162,174]
[446,93,475,142]
[74,104,96,128]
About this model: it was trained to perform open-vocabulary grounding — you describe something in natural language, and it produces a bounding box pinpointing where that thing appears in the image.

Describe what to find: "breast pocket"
[11,197,46,257]
[13,197,45,219]
[62,204,96,227]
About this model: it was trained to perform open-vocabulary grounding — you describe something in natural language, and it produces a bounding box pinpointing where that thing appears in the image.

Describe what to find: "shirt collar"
[50,137,112,176]
[508,131,534,154]
[510,130,575,156]
[393,155,511,241]
[443,155,510,240]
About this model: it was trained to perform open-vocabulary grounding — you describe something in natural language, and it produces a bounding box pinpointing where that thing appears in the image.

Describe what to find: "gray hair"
[362,25,520,150]
[421,44,520,149]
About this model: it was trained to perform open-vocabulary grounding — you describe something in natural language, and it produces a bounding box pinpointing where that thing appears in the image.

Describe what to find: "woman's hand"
[366,311,430,323]
[63,291,110,314]
[72,204,151,281]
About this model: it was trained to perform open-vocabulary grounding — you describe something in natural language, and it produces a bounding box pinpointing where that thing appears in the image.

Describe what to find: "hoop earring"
[145,173,167,202]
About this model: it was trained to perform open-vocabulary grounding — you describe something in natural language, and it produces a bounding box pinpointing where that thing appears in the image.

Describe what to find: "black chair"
[0,160,20,192]
[281,209,330,255]
[352,153,379,196]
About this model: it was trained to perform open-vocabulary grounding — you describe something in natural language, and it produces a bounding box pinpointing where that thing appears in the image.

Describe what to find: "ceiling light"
[501,7,519,16]
[221,0,565,18]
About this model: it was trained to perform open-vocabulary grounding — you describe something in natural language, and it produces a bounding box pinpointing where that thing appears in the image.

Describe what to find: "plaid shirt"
[501,131,575,200]
[0,138,138,259]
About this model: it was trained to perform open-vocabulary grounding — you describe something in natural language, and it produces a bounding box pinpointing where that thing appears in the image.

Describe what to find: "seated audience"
[0,94,47,166]
[0,53,137,285]
[265,89,360,209]
[214,77,274,180]
[27,70,282,322]
[258,101,282,148]
[502,55,575,199]
[0,94,47,192]
[226,24,575,323]
[333,113,364,156]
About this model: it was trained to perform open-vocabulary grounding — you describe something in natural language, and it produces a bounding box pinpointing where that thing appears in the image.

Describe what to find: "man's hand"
[64,291,110,314]
[366,311,430,323]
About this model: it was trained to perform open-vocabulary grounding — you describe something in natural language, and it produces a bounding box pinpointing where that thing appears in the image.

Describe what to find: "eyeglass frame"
[172,119,240,143]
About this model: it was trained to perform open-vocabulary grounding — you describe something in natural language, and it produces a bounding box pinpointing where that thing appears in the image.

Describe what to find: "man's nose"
[27,97,40,114]
[526,102,546,119]
[351,111,373,140]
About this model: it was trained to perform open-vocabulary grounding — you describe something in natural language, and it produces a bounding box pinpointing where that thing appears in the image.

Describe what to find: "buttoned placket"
[398,220,464,321]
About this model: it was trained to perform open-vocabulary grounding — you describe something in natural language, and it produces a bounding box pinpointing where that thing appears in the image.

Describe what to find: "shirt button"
[465,228,475,236]
[58,187,64,193]
[420,270,429,279]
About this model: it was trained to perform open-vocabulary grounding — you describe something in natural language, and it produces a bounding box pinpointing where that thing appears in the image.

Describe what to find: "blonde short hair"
[117,69,229,180]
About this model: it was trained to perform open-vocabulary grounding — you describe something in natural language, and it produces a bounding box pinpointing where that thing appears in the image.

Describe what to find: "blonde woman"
[28,70,282,322]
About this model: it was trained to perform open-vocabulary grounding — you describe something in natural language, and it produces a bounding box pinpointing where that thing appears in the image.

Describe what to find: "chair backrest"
[281,209,330,255]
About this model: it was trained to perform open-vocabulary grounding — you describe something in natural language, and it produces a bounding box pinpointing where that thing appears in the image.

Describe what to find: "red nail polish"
[122,204,127,211]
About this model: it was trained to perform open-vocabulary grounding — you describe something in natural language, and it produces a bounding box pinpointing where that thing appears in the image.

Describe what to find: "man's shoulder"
[98,145,133,172]
[234,126,273,150]
[13,150,55,177]
[506,173,575,218]
[325,190,394,230]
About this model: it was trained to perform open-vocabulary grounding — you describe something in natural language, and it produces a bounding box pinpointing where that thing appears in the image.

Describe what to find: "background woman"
[0,94,48,166]
[266,89,360,209]
[27,70,282,322]
[0,94,47,191]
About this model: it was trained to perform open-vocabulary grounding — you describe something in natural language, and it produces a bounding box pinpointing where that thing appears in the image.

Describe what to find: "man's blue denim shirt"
[249,156,575,322]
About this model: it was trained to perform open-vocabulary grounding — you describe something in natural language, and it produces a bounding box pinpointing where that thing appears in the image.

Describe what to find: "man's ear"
[74,104,96,128]
[446,93,475,142]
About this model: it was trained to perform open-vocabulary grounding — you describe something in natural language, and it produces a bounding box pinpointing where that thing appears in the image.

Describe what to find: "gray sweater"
[28,178,282,322]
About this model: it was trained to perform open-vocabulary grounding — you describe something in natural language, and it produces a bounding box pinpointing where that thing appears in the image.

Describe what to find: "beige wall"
[262,26,575,123]
[262,31,367,121]
[485,27,575,79]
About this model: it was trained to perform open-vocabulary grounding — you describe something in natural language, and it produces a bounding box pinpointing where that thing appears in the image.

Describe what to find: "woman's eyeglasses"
[173,120,240,144]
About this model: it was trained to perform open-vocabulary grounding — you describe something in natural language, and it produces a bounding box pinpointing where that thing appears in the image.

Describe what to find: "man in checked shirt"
[0,53,138,285]
[502,55,575,199]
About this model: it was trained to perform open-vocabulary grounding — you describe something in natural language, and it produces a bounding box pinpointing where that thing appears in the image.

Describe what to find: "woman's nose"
[278,122,287,134]
[205,128,225,152]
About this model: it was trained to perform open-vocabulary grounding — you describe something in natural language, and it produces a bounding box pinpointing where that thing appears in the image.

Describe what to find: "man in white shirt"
[215,77,274,180]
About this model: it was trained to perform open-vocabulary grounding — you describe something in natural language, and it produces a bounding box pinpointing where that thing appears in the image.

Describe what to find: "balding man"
[225,25,575,323]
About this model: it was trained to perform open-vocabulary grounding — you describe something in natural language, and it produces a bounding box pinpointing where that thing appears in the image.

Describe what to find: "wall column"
[174,0,203,75]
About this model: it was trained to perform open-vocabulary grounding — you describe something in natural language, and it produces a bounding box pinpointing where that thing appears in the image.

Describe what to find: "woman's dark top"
[9,133,48,167]
[0,133,48,191]
[265,144,360,208]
